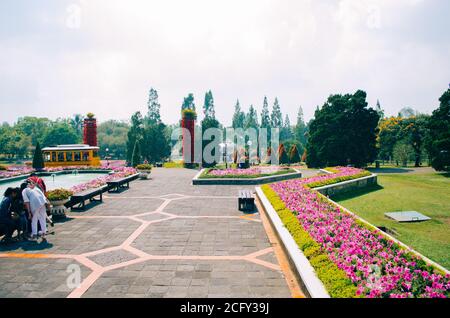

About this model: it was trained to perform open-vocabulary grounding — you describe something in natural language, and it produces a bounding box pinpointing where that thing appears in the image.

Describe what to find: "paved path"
[0,168,304,298]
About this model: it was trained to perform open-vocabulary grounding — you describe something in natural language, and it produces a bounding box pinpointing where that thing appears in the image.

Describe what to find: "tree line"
[2,88,449,171]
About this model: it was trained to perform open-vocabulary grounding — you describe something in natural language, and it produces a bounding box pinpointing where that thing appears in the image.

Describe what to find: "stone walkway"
[0,168,307,298]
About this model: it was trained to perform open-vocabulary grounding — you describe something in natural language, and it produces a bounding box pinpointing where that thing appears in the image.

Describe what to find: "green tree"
[201,91,221,167]
[147,88,161,124]
[425,89,450,171]
[271,98,283,128]
[131,140,142,167]
[98,120,129,159]
[141,123,171,163]
[42,123,80,147]
[244,105,259,129]
[261,96,271,129]
[294,106,306,146]
[232,99,245,129]
[203,90,216,120]
[306,90,379,168]
[15,117,51,145]
[32,142,44,170]
[393,139,414,167]
[126,112,144,163]
[280,114,293,142]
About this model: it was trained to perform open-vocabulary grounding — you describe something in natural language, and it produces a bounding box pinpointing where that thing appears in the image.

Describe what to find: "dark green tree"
[244,105,259,129]
[306,90,380,168]
[261,96,271,129]
[97,120,129,159]
[294,106,307,145]
[232,99,245,129]
[203,90,215,120]
[271,98,283,128]
[126,112,144,163]
[32,142,44,170]
[201,91,221,167]
[280,114,293,142]
[141,123,171,163]
[147,88,161,124]
[425,89,450,171]
[42,123,80,147]
[131,140,142,167]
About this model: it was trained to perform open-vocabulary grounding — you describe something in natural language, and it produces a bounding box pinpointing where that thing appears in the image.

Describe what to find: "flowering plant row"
[265,167,449,298]
[70,167,137,194]
[0,161,127,179]
[202,166,295,179]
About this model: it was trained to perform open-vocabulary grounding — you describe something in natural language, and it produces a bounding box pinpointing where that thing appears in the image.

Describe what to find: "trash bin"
[375,160,380,169]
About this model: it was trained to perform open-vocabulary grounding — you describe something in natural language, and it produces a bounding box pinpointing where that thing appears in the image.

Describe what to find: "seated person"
[10,187,28,240]
[0,187,18,242]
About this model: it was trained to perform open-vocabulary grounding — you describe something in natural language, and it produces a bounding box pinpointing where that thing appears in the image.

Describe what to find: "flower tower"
[181,109,196,165]
[83,112,97,147]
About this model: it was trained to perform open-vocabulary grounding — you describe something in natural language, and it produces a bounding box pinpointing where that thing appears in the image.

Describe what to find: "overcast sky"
[1,0,449,125]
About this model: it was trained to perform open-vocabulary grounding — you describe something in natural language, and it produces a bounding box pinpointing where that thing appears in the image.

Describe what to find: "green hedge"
[306,171,372,189]
[261,184,359,298]
[199,168,296,179]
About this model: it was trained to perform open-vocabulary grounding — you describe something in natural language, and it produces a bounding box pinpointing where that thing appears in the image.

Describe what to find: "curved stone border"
[314,174,378,197]
[192,168,302,185]
[256,187,330,298]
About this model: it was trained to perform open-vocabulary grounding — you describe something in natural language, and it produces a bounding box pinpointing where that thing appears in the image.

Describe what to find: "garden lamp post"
[105,148,110,167]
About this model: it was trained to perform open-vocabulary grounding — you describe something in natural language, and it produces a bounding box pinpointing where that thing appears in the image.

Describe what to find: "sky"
[0,0,449,125]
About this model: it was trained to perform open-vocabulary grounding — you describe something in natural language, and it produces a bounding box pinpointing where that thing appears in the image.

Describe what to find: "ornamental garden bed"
[257,167,449,298]
[193,166,302,185]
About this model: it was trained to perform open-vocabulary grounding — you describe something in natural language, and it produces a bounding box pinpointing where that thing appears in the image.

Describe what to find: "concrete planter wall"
[256,187,330,298]
[314,174,378,197]
[192,169,302,185]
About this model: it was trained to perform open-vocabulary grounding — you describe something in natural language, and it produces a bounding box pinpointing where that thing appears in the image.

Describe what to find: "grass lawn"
[333,172,450,269]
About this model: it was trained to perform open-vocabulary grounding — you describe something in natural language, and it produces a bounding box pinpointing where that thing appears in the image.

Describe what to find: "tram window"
[66,152,73,161]
[74,152,81,161]
[44,153,50,162]
[51,152,56,162]
[83,152,89,161]
[58,152,64,161]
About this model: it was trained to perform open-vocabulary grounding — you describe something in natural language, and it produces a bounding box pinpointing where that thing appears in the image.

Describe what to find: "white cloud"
[0,0,448,125]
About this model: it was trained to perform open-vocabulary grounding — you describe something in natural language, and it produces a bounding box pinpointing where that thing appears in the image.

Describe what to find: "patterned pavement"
[0,168,313,298]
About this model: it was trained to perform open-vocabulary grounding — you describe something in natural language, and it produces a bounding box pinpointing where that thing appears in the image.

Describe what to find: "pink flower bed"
[270,167,449,298]
[0,162,126,179]
[208,166,284,177]
[70,167,137,193]
[0,166,34,179]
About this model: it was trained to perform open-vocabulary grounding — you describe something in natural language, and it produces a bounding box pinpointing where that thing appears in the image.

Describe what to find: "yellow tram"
[42,144,101,167]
